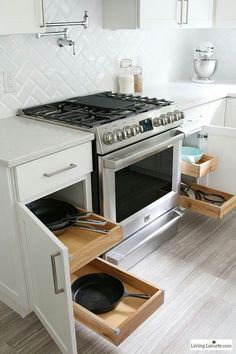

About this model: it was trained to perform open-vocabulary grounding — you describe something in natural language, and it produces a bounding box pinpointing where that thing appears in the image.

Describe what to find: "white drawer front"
[15,142,92,201]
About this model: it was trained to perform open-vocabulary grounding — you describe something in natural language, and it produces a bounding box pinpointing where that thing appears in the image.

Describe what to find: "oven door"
[99,129,184,239]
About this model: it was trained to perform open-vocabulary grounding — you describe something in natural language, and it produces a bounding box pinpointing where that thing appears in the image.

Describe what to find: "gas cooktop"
[19,91,173,128]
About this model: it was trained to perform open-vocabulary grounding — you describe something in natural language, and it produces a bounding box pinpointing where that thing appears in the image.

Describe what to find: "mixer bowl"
[193,59,217,80]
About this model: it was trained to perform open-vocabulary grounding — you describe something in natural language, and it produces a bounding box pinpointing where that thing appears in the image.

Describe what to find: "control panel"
[103,110,185,145]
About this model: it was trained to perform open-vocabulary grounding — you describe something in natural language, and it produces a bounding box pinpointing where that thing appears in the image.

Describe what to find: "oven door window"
[115,147,173,223]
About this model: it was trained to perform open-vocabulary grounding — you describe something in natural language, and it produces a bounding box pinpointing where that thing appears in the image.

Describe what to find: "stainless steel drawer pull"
[43,163,77,177]
[40,0,46,28]
[50,252,64,295]
[183,0,189,25]
[177,0,183,24]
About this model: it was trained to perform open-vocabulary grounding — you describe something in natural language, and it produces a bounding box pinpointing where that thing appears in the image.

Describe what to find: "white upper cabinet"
[139,0,181,29]
[0,0,46,35]
[103,0,213,29]
[181,0,213,29]
[215,0,236,28]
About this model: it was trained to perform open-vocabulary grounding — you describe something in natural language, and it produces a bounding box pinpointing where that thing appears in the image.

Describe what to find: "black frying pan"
[71,273,151,314]
[27,198,108,235]
[27,198,81,231]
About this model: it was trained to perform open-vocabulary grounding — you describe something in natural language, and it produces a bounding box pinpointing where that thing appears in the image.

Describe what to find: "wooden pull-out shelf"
[181,154,218,178]
[71,258,164,346]
[179,183,236,219]
[57,211,123,273]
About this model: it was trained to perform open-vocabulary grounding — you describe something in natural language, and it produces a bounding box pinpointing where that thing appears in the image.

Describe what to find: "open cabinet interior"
[180,125,236,219]
[18,174,164,351]
[50,180,92,211]
[25,180,123,273]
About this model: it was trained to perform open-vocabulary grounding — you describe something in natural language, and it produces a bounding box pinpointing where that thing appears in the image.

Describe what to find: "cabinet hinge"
[198,133,208,140]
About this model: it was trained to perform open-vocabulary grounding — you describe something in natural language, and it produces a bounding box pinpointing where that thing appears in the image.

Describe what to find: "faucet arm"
[46,11,89,29]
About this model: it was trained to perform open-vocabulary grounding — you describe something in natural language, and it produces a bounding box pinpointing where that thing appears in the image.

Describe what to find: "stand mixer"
[192,42,217,84]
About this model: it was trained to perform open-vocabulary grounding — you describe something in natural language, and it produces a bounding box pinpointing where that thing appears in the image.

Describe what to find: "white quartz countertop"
[0,116,94,167]
[142,81,236,110]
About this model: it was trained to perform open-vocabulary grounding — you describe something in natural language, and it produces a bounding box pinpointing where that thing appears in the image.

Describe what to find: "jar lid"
[120,58,132,68]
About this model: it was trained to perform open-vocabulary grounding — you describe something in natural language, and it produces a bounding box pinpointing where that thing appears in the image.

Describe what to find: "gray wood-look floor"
[1,210,236,354]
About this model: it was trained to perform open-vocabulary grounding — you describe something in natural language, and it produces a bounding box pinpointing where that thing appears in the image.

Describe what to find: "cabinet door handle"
[43,163,77,177]
[40,0,46,28]
[183,0,189,25]
[51,252,64,295]
[177,0,183,25]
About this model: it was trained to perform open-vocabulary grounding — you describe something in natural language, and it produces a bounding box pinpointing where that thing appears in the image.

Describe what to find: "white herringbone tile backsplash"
[1,0,235,118]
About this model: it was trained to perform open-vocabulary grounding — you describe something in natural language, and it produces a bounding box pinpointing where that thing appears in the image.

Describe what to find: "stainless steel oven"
[18,91,185,269]
[100,129,184,268]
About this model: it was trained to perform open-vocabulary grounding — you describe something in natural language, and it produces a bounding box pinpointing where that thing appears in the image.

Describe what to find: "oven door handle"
[103,130,184,170]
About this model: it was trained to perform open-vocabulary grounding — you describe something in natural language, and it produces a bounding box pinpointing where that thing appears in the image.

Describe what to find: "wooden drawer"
[57,211,123,273]
[15,142,92,201]
[71,258,164,346]
[181,154,218,178]
[179,183,236,219]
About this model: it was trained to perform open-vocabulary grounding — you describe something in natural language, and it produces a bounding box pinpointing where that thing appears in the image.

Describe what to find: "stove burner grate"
[20,91,173,128]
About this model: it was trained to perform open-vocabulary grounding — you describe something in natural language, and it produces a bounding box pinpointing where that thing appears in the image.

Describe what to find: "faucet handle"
[72,41,76,55]
[68,39,76,55]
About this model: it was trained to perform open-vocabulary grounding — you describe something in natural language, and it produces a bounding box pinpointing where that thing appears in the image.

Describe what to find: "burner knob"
[131,124,141,135]
[153,117,161,127]
[166,112,175,123]
[172,112,179,121]
[166,114,172,124]
[103,131,114,145]
[113,129,123,142]
[174,110,184,121]
[160,114,168,125]
[123,126,132,139]
[139,124,144,133]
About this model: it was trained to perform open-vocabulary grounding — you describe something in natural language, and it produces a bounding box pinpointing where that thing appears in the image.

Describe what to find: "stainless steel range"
[19,92,185,269]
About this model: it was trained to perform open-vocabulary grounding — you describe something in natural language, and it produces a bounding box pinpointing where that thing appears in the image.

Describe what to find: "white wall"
[0,0,197,118]
[196,29,236,82]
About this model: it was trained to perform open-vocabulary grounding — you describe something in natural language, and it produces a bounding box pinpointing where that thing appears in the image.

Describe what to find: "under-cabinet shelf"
[179,183,236,219]
[181,154,218,178]
[71,258,164,346]
[57,209,123,273]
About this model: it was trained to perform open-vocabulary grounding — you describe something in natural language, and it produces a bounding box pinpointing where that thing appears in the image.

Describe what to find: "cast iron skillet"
[26,198,81,231]
[71,273,151,314]
[27,198,108,236]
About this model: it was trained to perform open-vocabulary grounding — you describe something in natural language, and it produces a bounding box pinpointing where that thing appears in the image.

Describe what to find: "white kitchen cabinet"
[17,203,77,354]
[206,99,226,126]
[103,0,213,29]
[0,138,93,349]
[215,0,236,28]
[201,97,236,193]
[11,139,164,352]
[0,0,46,35]
[182,99,225,136]
[225,97,236,128]
[139,0,181,29]
[0,166,29,317]
[181,0,213,29]
[201,125,236,194]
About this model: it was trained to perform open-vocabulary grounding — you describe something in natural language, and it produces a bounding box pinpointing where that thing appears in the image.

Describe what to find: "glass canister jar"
[133,66,143,93]
[118,59,134,94]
